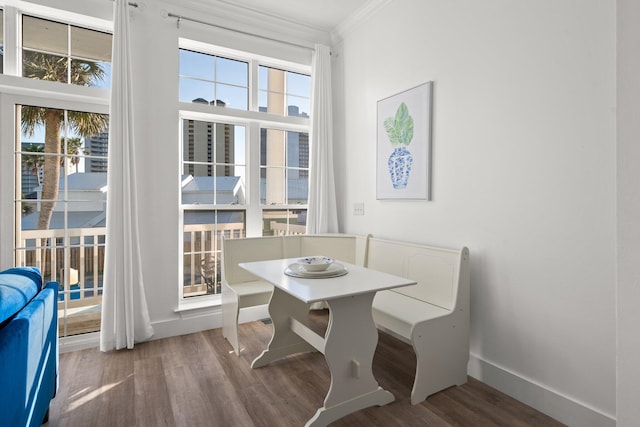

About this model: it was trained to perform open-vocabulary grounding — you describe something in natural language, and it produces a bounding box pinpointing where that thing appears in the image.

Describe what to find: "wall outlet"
[353,202,365,216]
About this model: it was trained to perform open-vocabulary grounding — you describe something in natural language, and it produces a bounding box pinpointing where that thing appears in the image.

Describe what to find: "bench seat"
[231,281,273,299]
[373,290,450,340]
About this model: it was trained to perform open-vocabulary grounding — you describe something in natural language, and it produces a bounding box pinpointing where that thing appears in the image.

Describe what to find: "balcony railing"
[270,221,306,236]
[183,222,245,297]
[16,227,106,337]
[14,219,304,335]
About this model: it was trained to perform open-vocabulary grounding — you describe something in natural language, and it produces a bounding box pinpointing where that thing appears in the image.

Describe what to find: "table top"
[239,258,416,304]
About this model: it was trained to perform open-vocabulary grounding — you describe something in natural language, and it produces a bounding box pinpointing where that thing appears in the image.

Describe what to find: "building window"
[22,15,112,88]
[179,40,311,300]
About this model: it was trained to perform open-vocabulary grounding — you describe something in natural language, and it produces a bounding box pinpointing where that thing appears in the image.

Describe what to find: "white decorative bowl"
[297,256,335,272]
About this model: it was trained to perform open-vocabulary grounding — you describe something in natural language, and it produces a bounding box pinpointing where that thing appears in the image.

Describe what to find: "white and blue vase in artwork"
[384,101,415,189]
[388,147,413,189]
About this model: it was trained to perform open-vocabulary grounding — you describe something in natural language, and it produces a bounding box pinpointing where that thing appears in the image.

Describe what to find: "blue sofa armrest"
[0,280,58,427]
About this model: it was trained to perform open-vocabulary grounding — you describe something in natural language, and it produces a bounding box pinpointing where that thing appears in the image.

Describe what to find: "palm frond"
[68,112,109,137]
[21,106,50,137]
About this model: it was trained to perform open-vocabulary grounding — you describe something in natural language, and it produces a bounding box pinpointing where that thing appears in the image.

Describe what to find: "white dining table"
[239,258,416,427]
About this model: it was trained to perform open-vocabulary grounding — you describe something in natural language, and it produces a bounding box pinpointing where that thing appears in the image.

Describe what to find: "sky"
[178,49,310,115]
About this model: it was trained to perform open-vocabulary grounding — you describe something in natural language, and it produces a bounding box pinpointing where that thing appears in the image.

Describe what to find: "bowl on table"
[297,256,335,272]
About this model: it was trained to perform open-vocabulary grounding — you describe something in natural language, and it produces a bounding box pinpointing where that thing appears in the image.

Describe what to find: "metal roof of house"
[21,211,106,230]
[181,175,241,193]
[34,172,108,192]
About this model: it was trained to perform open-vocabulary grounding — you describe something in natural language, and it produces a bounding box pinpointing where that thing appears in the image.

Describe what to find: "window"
[179,49,248,110]
[22,15,112,88]
[0,8,113,337]
[260,128,309,205]
[179,40,311,300]
[181,118,247,297]
[16,105,109,337]
[259,66,311,117]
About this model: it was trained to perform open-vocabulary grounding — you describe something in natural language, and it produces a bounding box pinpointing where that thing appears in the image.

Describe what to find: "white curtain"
[307,44,338,234]
[100,0,153,351]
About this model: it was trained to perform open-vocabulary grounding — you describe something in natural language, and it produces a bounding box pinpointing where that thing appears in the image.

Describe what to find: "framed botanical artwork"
[376,81,433,200]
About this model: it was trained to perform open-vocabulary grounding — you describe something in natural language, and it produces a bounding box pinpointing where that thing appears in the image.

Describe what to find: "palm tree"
[22,143,45,187]
[61,137,87,173]
[21,53,108,231]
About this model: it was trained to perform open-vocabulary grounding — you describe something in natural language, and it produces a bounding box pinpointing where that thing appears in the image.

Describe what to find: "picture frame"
[376,81,433,200]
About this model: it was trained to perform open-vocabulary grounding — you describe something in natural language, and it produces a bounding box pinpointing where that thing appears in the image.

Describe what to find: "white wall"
[616,1,640,425]
[333,1,616,425]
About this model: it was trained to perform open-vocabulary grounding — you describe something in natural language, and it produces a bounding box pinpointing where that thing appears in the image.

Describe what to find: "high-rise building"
[85,130,109,172]
[183,100,235,178]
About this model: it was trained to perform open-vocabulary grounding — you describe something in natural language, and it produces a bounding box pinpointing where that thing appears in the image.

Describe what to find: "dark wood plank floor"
[49,310,565,427]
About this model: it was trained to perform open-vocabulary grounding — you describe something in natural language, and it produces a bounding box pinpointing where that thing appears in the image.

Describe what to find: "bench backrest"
[366,237,469,311]
[283,234,369,266]
[222,236,284,284]
[222,234,369,285]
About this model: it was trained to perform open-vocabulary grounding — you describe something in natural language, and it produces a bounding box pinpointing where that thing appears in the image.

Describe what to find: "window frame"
[0,5,112,340]
[177,38,311,304]
[0,5,111,80]
[21,14,113,88]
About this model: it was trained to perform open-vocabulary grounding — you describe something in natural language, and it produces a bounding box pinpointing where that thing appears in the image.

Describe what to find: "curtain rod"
[163,11,315,52]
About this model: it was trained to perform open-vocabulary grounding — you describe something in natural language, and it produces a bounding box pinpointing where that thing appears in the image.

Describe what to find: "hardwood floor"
[49,310,565,427]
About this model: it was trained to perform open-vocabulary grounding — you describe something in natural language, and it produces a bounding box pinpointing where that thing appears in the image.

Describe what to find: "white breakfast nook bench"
[221,233,470,423]
[367,237,470,404]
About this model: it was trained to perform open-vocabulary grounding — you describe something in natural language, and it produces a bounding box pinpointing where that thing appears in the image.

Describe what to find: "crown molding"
[162,0,331,47]
[331,0,394,44]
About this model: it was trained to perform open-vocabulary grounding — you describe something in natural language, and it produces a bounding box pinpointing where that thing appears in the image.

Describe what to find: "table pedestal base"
[252,288,395,426]
[305,387,394,427]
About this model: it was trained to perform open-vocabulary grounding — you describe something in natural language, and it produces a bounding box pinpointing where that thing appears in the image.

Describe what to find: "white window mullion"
[249,59,259,112]
[3,6,19,76]
[245,121,261,237]
[66,22,71,84]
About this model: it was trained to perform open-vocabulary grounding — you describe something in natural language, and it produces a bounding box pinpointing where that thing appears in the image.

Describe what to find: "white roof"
[35,172,108,192]
[181,175,241,193]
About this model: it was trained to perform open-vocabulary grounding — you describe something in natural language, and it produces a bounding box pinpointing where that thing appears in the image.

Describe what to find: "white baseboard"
[59,332,99,353]
[152,304,269,341]
[238,305,270,324]
[468,353,615,427]
[59,305,271,353]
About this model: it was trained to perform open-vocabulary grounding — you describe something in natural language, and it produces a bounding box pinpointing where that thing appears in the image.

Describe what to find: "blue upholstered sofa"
[0,267,58,426]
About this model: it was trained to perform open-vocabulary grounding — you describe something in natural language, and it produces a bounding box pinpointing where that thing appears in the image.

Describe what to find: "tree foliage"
[20,53,109,230]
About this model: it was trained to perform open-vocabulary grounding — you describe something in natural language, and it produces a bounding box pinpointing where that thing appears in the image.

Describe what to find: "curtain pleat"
[307,44,338,234]
[100,0,153,351]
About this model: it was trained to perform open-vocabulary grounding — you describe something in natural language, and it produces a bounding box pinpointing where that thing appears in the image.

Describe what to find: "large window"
[0,8,113,337]
[22,15,112,88]
[179,40,311,299]
[16,105,109,337]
